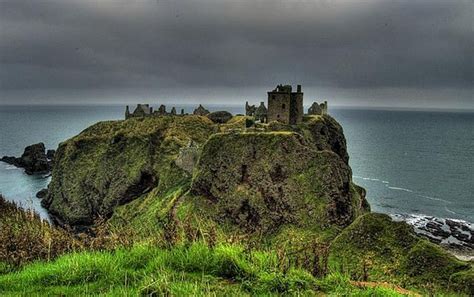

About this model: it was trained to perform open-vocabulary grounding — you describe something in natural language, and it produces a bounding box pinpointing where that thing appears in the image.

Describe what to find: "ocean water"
[0,105,473,224]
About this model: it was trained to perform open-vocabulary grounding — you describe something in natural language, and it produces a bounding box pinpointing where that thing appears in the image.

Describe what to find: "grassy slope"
[0,242,408,296]
[329,213,473,294]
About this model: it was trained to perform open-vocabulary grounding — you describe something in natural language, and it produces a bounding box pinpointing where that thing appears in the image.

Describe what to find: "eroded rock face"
[191,131,368,233]
[304,115,349,164]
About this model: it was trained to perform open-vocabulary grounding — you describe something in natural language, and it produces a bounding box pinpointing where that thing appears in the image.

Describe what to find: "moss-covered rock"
[44,113,366,232]
[329,213,472,291]
[190,130,367,234]
[42,116,215,227]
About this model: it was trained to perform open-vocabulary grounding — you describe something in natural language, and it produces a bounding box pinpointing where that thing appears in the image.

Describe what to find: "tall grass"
[0,194,134,269]
[0,241,410,296]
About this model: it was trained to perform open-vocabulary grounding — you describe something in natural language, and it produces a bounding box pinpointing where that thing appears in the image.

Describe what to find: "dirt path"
[351,281,420,296]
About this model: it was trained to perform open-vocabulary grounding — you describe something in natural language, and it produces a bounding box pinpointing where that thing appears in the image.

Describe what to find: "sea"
[1,105,473,245]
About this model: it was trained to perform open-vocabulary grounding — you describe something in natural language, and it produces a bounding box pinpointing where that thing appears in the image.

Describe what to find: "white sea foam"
[417,194,451,204]
[353,175,383,182]
[388,186,413,193]
[4,165,19,170]
[444,206,457,215]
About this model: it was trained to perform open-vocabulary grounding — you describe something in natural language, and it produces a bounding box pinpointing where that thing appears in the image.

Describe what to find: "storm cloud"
[0,0,472,108]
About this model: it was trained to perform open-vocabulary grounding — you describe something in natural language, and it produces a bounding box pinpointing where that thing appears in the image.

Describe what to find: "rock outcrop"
[1,142,53,174]
[191,131,366,233]
[36,188,48,199]
[42,114,368,232]
[42,116,216,227]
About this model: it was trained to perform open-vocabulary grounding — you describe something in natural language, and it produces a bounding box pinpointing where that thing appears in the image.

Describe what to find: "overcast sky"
[0,0,472,109]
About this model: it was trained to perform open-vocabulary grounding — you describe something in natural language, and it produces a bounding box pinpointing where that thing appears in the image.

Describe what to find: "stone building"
[245,101,257,116]
[156,104,167,115]
[245,101,267,122]
[255,102,268,123]
[125,104,153,119]
[125,104,181,119]
[308,101,328,115]
[193,104,210,116]
[267,84,303,125]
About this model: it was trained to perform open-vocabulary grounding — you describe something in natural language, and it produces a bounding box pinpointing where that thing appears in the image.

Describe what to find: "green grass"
[0,242,414,296]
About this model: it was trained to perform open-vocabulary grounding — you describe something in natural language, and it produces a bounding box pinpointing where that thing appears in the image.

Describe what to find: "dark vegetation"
[0,195,134,269]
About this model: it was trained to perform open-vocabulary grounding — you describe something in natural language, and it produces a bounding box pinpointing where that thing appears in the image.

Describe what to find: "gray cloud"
[0,0,472,108]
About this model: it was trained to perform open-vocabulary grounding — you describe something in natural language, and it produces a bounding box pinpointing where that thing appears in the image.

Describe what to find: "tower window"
[272,95,275,100]
[282,103,286,109]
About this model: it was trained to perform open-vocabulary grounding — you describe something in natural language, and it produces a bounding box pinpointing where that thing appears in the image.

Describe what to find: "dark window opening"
[272,95,275,100]
[282,103,286,109]
[241,164,248,182]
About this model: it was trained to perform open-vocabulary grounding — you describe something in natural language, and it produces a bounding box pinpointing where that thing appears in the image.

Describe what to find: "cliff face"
[191,131,365,233]
[43,114,368,231]
[42,116,216,226]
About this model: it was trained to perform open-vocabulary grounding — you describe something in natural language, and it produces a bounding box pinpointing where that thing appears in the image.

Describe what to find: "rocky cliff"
[42,116,216,226]
[43,114,367,231]
[191,131,365,234]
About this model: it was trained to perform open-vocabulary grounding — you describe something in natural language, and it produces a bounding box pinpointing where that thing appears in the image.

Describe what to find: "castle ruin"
[267,84,304,125]
[125,84,328,123]
[308,101,328,115]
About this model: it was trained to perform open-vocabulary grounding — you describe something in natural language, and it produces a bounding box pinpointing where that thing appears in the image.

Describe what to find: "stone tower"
[125,105,130,119]
[267,84,303,125]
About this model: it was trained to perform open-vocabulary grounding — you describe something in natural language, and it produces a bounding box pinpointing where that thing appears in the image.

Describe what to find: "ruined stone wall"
[289,93,304,125]
[267,92,291,123]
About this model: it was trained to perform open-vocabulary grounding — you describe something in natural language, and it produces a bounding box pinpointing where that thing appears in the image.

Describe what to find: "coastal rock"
[0,156,18,166]
[20,143,50,174]
[1,142,51,175]
[42,116,216,227]
[43,114,368,231]
[391,214,474,252]
[206,111,233,124]
[46,149,55,161]
[36,188,48,199]
[191,131,368,233]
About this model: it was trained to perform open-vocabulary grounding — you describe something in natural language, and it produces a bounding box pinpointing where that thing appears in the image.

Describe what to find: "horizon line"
[1,103,473,113]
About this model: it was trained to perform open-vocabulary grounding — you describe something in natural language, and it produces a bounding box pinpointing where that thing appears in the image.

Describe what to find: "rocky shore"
[391,213,474,260]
